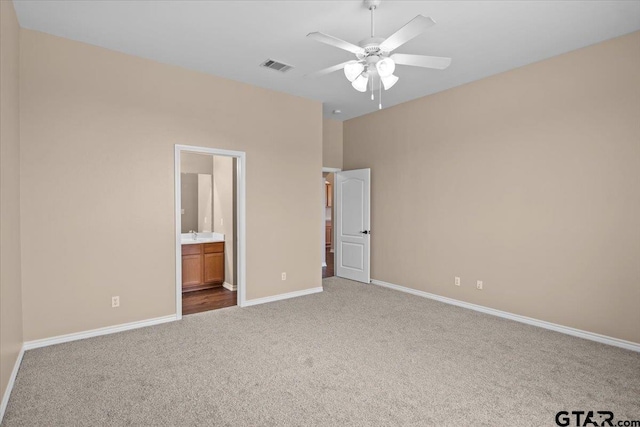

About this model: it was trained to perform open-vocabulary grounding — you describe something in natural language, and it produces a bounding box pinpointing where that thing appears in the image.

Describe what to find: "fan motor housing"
[356,37,387,59]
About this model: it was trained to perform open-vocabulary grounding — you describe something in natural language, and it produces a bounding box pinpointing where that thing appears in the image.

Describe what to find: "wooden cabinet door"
[325,225,332,247]
[204,252,224,285]
[182,254,203,288]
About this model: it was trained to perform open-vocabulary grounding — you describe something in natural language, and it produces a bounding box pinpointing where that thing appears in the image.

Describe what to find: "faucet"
[189,230,197,240]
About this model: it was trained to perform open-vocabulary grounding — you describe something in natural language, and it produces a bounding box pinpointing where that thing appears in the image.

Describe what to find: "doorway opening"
[175,145,246,318]
[322,167,340,279]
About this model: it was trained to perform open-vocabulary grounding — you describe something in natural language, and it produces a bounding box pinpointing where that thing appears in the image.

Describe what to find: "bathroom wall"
[181,152,214,175]
[213,156,235,287]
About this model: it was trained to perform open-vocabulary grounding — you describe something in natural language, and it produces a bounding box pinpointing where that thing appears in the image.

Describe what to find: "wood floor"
[182,287,237,316]
[323,247,334,278]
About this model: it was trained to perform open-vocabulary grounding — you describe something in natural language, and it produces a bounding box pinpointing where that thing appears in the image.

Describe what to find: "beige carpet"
[4,277,640,426]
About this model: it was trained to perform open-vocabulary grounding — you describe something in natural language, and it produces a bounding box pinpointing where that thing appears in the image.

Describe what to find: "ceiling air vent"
[260,59,294,73]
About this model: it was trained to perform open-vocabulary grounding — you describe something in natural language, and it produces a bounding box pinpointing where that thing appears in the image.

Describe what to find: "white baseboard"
[0,344,25,424]
[222,282,237,291]
[243,286,323,307]
[371,279,640,353]
[23,314,178,351]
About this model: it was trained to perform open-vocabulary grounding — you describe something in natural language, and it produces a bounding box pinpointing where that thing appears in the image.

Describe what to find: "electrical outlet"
[220,218,224,226]
[111,296,120,308]
[455,277,461,286]
[281,272,287,281]
[476,280,483,290]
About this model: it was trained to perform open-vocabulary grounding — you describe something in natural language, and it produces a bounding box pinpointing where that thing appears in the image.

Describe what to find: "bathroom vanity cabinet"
[182,242,224,292]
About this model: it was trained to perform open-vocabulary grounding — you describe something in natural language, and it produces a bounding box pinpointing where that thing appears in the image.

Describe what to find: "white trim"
[222,282,237,291]
[23,315,177,351]
[371,279,640,353]
[0,345,25,424]
[175,145,247,313]
[322,167,342,173]
[243,287,323,307]
[174,146,181,318]
[321,176,326,268]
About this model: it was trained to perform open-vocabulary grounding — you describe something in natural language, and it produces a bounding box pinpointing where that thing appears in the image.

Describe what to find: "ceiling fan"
[306,0,451,109]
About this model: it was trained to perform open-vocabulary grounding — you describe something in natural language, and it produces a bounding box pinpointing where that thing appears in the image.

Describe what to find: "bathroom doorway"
[175,145,246,318]
[322,167,340,279]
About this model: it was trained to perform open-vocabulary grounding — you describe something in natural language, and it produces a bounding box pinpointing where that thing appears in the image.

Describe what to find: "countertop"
[181,232,224,245]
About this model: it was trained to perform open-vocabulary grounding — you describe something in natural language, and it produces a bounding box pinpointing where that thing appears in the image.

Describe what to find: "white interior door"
[336,168,370,283]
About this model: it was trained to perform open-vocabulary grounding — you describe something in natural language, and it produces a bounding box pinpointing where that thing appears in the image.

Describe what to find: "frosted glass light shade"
[352,74,369,92]
[381,74,399,90]
[376,57,396,77]
[344,62,365,82]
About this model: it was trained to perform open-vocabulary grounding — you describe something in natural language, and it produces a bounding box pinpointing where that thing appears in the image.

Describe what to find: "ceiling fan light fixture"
[344,61,365,82]
[352,74,369,92]
[381,74,399,90]
[375,57,395,77]
[306,4,451,107]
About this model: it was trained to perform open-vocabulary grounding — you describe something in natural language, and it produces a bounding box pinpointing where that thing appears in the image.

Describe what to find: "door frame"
[322,167,341,271]
[175,144,247,319]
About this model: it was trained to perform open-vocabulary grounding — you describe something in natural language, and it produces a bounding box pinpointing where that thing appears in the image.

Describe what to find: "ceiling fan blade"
[391,53,452,70]
[379,15,436,52]
[305,61,356,78]
[307,32,365,55]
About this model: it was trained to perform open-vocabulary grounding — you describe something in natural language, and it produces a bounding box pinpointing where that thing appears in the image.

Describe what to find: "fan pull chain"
[371,78,374,100]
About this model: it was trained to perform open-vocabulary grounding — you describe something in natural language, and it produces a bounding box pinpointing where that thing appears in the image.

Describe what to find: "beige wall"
[344,32,640,344]
[0,0,24,407]
[20,30,322,341]
[213,156,235,286]
[322,119,343,169]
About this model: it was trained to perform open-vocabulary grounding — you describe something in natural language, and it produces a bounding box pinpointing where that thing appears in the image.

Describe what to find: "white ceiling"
[13,0,640,121]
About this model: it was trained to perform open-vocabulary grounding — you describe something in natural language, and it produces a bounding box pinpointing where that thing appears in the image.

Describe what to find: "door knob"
[360,230,370,234]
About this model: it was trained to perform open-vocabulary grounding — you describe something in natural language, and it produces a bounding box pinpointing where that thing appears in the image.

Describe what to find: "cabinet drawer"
[182,244,202,256]
[204,242,224,254]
